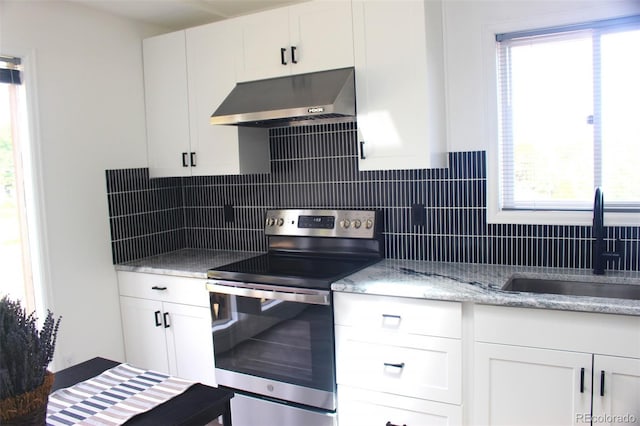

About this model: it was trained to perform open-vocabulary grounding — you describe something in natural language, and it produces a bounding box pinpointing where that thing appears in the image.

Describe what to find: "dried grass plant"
[0,295,61,402]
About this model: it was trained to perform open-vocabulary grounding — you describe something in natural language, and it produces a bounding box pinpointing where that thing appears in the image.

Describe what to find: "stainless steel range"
[206,209,382,426]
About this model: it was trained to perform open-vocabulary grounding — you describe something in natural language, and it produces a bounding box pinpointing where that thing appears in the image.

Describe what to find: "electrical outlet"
[223,204,234,223]
[411,204,426,227]
[64,354,75,368]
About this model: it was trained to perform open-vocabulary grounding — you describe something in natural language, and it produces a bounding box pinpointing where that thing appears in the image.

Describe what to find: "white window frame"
[484,12,640,227]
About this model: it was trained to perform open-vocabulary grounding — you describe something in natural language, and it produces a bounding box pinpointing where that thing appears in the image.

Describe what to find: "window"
[497,16,640,212]
[0,55,36,313]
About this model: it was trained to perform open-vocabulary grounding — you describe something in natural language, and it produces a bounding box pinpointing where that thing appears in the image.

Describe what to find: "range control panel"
[264,209,378,239]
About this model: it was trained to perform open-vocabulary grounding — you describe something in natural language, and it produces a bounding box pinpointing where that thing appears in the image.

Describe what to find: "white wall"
[0,0,163,368]
[442,0,640,154]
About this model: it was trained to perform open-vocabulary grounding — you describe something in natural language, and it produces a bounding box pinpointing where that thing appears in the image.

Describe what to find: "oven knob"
[277,218,284,226]
[267,217,275,226]
[353,219,362,229]
[340,219,351,229]
[365,219,374,229]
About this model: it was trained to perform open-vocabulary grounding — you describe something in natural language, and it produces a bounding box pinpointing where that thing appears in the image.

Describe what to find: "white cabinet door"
[237,0,354,82]
[237,7,291,82]
[163,301,216,386]
[474,342,592,426]
[120,296,170,374]
[143,31,191,178]
[118,273,217,386]
[592,355,640,425]
[186,20,270,176]
[352,0,446,170]
[288,0,354,75]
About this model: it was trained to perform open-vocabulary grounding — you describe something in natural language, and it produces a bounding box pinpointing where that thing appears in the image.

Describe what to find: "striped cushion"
[46,363,195,426]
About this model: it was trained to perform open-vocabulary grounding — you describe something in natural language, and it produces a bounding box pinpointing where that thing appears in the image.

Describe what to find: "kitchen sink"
[502,277,640,301]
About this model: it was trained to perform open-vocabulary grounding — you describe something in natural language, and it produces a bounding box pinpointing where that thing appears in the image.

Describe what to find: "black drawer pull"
[154,310,162,327]
[280,47,287,65]
[152,286,167,291]
[360,141,366,160]
[382,314,401,320]
[291,46,298,64]
[580,367,585,393]
[384,362,405,369]
[190,152,196,167]
[600,370,605,396]
[182,152,189,167]
[386,422,407,426]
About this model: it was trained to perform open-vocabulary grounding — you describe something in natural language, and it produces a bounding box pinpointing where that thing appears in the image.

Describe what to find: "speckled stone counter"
[115,250,640,316]
[114,248,260,279]
[332,259,640,316]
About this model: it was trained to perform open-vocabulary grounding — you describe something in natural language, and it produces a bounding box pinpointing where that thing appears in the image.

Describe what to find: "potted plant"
[0,295,61,425]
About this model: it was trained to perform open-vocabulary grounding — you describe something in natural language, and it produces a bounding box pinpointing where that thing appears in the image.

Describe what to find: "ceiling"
[68,0,310,31]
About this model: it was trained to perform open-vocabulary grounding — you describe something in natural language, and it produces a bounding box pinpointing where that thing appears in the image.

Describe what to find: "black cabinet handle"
[386,422,407,426]
[291,46,298,64]
[600,370,605,396]
[384,362,405,369]
[580,367,585,393]
[163,312,170,328]
[382,314,401,320]
[360,141,366,160]
[280,47,287,65]
[190,152,196,167]
[182,152,189,167]
[151,286,167,291]
[154,310,162,327]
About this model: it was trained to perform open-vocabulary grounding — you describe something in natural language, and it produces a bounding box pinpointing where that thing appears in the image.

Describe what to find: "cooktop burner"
[207,253,380,290]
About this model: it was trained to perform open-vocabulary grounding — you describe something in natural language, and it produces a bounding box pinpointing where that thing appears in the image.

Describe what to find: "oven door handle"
[206,281,330,306]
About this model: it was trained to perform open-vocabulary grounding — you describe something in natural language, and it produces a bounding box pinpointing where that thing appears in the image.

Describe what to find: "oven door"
[206,280,336,411]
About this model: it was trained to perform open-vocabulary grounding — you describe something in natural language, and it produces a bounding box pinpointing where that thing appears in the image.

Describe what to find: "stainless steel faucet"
[592,187,621,275]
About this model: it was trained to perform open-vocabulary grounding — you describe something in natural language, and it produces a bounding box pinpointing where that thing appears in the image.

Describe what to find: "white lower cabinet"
[117,271,216,386]
[473,305,640,426]
[474,342,592,425]
[334,292,462,426]
[592,355,640,426]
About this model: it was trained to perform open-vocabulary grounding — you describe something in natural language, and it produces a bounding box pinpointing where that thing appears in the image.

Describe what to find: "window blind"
[496,15,640,211]
[0,55,22,85]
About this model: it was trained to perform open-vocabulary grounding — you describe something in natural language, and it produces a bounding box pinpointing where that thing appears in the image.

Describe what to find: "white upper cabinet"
[186,20,270,176]
[236,0,354,82]
[353,0,447,170]
[143,24,270,178]
[143,31,191,178]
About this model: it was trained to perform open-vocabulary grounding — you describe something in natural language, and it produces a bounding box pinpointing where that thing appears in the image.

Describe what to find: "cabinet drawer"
[334,292,461,338]
[475,304,640,358]
[338,385,462,426]
[335,325,461,404]
[117,271,209,307]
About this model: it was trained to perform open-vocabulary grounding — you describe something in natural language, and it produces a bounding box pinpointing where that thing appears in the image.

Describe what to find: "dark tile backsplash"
[106,121,640,271]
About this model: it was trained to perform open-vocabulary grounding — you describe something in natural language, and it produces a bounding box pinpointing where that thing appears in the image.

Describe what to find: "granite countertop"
[114,248,260,279]
[115,249,640,316]
[332,259,640,316]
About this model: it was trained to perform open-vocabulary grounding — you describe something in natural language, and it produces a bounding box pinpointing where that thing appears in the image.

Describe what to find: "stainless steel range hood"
[210,67,356,128]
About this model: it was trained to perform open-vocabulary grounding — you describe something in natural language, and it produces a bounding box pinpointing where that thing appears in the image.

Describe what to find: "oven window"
[210,293,335,392]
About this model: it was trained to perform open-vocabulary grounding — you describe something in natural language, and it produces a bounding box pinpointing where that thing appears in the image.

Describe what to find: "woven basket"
[0,371,55,425]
